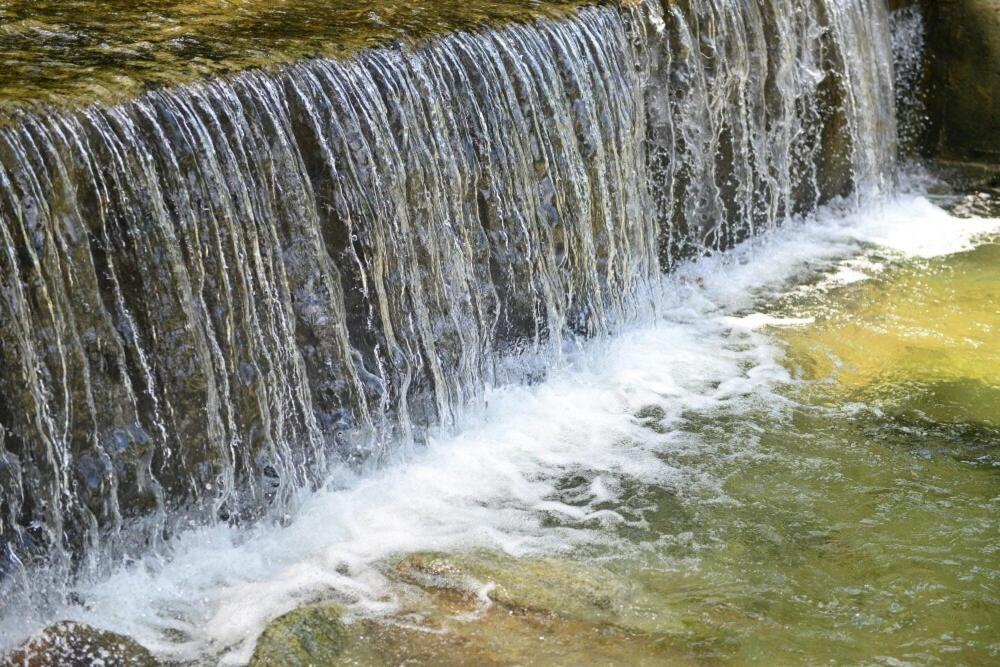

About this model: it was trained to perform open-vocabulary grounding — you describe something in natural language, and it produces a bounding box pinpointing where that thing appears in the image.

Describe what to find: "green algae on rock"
[1,621,159,667]
[249,603,347,667]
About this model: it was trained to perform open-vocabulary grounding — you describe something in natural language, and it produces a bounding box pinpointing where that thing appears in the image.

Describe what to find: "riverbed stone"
[1,621,159,667]
[337,605,696,667]
[395,551,628,618]
[776,241,1000,426]
[392,550,690,635]
[248,603,347,667]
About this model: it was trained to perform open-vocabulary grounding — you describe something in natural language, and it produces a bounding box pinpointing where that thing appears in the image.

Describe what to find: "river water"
[3,173,995,665]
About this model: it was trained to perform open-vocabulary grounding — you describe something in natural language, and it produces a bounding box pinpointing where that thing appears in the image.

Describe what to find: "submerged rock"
[775,242,1000,430]
[310,551,707,666]
[395,552,630,618]
[249,604,347,667]
[392,550,687,635]
[242,562,699,666]
[337,608,693,667]
[2,621,158,667]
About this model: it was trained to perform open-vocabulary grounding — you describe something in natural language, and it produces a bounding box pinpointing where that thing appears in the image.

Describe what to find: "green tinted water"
[329,238,998,665]
[0,0,603,111]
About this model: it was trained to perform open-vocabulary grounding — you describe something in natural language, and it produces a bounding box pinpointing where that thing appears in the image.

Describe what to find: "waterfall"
[891,3,928,157]
[0,0,897,601]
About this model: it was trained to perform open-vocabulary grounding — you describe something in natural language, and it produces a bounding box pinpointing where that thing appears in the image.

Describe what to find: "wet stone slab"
[0,0,616,112]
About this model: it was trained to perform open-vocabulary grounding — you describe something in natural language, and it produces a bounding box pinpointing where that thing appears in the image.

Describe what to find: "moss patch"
[249,604,347,667]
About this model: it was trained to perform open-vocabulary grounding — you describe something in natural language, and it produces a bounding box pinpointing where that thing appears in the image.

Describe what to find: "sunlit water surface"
[2,182,997,665]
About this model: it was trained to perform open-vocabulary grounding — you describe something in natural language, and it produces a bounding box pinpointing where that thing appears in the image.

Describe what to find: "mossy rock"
[249,604,347,667]
[635,404,666,421]
[2,621,159,667]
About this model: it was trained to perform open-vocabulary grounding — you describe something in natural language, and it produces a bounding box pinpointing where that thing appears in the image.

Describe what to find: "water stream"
[5,179,996,664]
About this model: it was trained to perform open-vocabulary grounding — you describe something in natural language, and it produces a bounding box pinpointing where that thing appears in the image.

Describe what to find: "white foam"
[1,192,996,663]
[839,195,998,258]
[724,313,815,331]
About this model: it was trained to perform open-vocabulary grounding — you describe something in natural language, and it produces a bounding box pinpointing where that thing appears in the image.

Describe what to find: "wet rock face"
[1,621,159,667]
[923,0,1000,159]
[0,0,656,578]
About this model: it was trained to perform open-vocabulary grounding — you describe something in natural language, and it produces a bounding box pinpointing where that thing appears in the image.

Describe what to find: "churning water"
[2,183,996,664]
